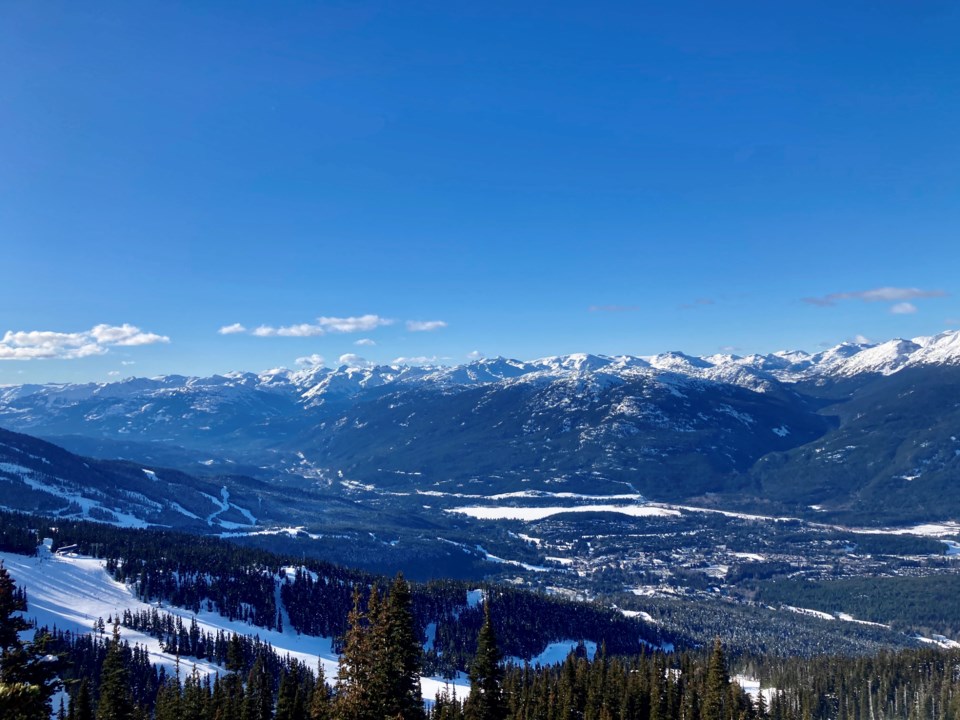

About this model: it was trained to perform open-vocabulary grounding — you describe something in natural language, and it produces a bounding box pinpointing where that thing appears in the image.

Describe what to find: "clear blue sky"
[2,1,958,383]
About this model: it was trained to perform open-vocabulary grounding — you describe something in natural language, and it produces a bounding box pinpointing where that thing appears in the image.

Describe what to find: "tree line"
[6,554,960,720]
[0,510,674,672]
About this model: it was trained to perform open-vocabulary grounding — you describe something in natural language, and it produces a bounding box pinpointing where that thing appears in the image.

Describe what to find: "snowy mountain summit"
[1,330,959,524]
[2,331,957,411]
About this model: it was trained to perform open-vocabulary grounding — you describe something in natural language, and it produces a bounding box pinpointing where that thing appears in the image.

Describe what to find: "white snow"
[169,502,202,521]
[1,547,468,701]
[447,505,681,522]
[1,547,221,678]
[418,489,645,501]
[732,675,777,705]
[835,613,889,629]
[0,463,150,529]
[916,634,960,649]
[781,605,890,628]
[474,544,550,572]
[619,609,657,624]
[507,640,597,667]
[783,605,835,621]
[423,622,437,652]
[848,521,960,538]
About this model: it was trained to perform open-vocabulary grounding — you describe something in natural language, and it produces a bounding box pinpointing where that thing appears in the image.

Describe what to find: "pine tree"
[334,588,374,720]
[217,634,247,720]
[703,638,729,720]
[464,603,506,720]
[243,656,274,720]
[275,665,307,720]
[383,574,424,720]
[73,679,94,720]
[334,579,425,720]
[154,669,183,720]
[181,666,207,720]
[0,562,61,720]
[756,687,768,720]
[96,623,135,720]
[309,662,330,720]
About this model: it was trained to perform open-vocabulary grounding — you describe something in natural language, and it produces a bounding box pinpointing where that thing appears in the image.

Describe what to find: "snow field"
[447,504,681,522]
[0,547,468,700]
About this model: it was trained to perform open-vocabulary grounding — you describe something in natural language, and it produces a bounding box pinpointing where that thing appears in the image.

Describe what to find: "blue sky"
[2,1,958,383]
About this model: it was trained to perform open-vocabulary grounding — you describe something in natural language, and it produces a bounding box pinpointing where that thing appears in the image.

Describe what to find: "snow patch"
[447,505,681,522]
[507,640,597,667]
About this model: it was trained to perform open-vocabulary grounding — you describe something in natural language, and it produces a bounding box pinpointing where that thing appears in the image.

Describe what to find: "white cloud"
[803,286,947,307]
[319,315,392,333]
[891,302,918,315]
[0,324,169,361]
[406,320,447,332]
[90,324,168,346]
[859,288,941,302]
[253,323,325,338]
[338,353,373,368]
[467,350,484,360]
[250,315,393,338]
[121,360,136,366]
[107,371,120,377]
[852,334,872,344]
[355,338,376,347]
[218,323,247,335]
[295,354,326,367]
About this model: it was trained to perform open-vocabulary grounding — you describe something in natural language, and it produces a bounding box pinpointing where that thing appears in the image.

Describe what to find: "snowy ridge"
[3,331,958,414]
[0,429,260,531]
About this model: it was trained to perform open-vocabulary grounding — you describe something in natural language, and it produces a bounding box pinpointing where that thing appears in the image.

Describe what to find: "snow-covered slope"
[2,545,467,700]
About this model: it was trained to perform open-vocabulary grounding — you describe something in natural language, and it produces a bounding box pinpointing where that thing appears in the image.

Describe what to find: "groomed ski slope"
[1,546,468,702]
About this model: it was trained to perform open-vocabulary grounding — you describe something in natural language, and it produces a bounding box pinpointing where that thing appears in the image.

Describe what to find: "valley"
[2,332,960,652]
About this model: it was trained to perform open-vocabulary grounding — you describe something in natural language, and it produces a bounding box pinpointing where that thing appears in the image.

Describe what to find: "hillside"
[1,331,958,524]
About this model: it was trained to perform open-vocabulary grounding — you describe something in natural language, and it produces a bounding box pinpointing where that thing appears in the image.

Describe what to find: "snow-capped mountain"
[1,330,958,522]
[2,330,958,416]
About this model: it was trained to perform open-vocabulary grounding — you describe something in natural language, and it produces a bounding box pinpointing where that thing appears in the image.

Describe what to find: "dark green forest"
[5,560,960,720]
[3,511,960,720]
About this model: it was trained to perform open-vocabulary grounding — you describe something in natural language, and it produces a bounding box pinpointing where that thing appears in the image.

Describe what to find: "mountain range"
[1,330,959,526]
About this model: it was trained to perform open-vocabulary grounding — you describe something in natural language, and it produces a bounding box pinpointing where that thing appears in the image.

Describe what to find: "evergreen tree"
[154,668,183,720]
[464,603,506,720]
[243,656,274,720]
[309,662,330,720]
[703,638,729,720]
[96,623,135,720]
[334,588,374,720]
[275,665,307,720]
[383,574,424,720]
[334,579,425,720]
[73,679,94,720]
[216,634,247,720]
[0,562,62,720]
[181,666,207,720]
